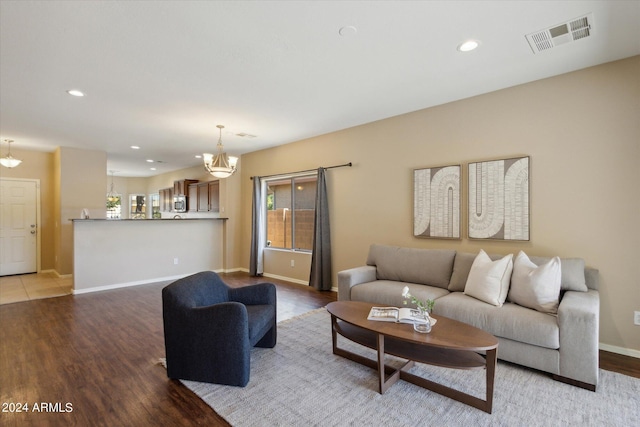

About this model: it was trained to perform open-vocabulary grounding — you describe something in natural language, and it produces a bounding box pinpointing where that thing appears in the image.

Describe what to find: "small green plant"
[402,286,435,313]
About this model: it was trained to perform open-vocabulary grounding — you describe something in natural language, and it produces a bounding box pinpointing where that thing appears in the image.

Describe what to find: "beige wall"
[239,56,640,352]
[0,149,55,270]
[58,147,108,274]
[263,249,312,283]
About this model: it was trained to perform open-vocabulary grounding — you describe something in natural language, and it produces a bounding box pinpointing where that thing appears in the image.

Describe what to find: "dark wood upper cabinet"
[161,179,218,213]
[208,181,219,212]
[194,180,220,212]
[188,183,198,212]
[173,179,198,196]
[197,182,209,212]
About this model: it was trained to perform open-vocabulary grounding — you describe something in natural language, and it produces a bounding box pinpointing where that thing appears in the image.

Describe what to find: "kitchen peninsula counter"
[71,218,227,294]
[71,218,228,221]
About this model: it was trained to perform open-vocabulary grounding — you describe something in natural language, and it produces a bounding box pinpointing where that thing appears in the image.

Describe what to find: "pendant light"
[106,170,120,202]
[203,125,238,178]
[0,139,23,168]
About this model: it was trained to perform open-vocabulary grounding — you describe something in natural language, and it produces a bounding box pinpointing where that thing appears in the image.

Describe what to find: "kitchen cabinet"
[195,180,220,212]
[208,181,219,212]
[188,183,198,212]
[173,179,198,196]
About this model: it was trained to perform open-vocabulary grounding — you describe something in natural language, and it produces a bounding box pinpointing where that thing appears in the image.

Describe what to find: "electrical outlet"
[634,311,640,326]
[174,258,179,265]
[290,259,295,268]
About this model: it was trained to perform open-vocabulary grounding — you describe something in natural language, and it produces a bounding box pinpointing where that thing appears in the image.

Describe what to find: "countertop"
[70,218,228,221]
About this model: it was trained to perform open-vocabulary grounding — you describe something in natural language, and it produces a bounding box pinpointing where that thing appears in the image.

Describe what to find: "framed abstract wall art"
[468,156,530,241]
[413,164,461,239]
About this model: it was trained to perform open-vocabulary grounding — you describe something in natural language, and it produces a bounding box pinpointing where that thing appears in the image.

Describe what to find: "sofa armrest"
[337,266,377,301]
[557,289,600,387]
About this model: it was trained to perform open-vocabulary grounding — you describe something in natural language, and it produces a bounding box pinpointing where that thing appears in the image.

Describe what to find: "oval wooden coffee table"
[326,300,499,414]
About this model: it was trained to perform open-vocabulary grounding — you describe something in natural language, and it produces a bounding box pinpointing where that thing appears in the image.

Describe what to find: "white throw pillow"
[508,251,562,314]
[464,250,513,307]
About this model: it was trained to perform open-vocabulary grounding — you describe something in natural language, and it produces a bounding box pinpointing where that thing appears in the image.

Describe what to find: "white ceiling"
[1,1,638,177]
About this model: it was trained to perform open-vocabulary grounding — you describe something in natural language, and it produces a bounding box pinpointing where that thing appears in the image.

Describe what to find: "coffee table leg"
[485,348,497,414]
[377,334,402,394]
[377,334,385,393]
[331,314,337,353]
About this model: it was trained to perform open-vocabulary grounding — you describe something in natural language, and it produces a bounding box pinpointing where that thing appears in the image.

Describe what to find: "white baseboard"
[599,343,640,358]
[222,267,308,285]
[228,268,338,292]
[262,272,309,286]
[72,275,187,295]
[219,268,245,273]
[258,272,339,293]
[72,268,259,295]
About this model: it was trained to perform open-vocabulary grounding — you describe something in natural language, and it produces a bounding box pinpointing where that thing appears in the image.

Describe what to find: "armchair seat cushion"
[247,304,277,346]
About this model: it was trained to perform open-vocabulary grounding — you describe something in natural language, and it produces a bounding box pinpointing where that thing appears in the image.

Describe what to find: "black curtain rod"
[250,162,352,180]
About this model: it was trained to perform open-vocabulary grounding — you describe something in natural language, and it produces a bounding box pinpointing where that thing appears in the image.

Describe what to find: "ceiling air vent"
[526,13,593,54]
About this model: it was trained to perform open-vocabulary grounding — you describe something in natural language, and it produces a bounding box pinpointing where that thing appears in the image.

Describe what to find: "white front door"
[0,179,37,276]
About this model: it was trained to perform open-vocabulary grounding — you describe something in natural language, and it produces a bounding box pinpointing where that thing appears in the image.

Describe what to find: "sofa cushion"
[464,250,513,307]
[448,251,509,292]
[508,251,561,314]
[448,252,476,292]
[366,244,455,289]
[529,256,587,292]
[351,280,450,308]
[434,293,560,349]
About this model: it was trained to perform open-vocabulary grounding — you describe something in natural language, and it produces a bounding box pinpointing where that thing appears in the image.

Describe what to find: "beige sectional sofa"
[337,244,600,391]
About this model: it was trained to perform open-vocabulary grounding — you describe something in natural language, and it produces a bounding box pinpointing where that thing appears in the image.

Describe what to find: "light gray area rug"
[171,308,640,426]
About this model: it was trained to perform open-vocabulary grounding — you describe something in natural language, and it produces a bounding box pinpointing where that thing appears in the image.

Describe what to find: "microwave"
[173,195,187,212]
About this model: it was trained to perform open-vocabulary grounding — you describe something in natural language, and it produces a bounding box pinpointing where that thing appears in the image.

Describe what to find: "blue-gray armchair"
[162,271,277,386]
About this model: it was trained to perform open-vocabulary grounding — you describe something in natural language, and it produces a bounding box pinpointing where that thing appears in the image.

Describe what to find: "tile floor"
[0,272,72,305]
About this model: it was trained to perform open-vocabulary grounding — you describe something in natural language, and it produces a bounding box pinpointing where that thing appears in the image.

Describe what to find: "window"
[129,194,146,219]
[265,174,317,251]
[150,193,161,218]
[106,195,121,219]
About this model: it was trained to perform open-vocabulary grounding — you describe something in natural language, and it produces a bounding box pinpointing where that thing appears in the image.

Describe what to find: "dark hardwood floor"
[0,272,334,427]
[0,271,637,426]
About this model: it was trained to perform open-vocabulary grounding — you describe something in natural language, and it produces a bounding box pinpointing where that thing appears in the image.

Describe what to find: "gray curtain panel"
[309,167,332,290]
[249,177,265,276]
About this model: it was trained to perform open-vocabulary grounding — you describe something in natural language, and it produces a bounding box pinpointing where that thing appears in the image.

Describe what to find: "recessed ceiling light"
[146,159,154,163]
[67,89,85,97]
[150,167,157,171]
[131,145,140,150]
[458,40,480,52]
[195,155,202,159]
[339,26,357,37]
